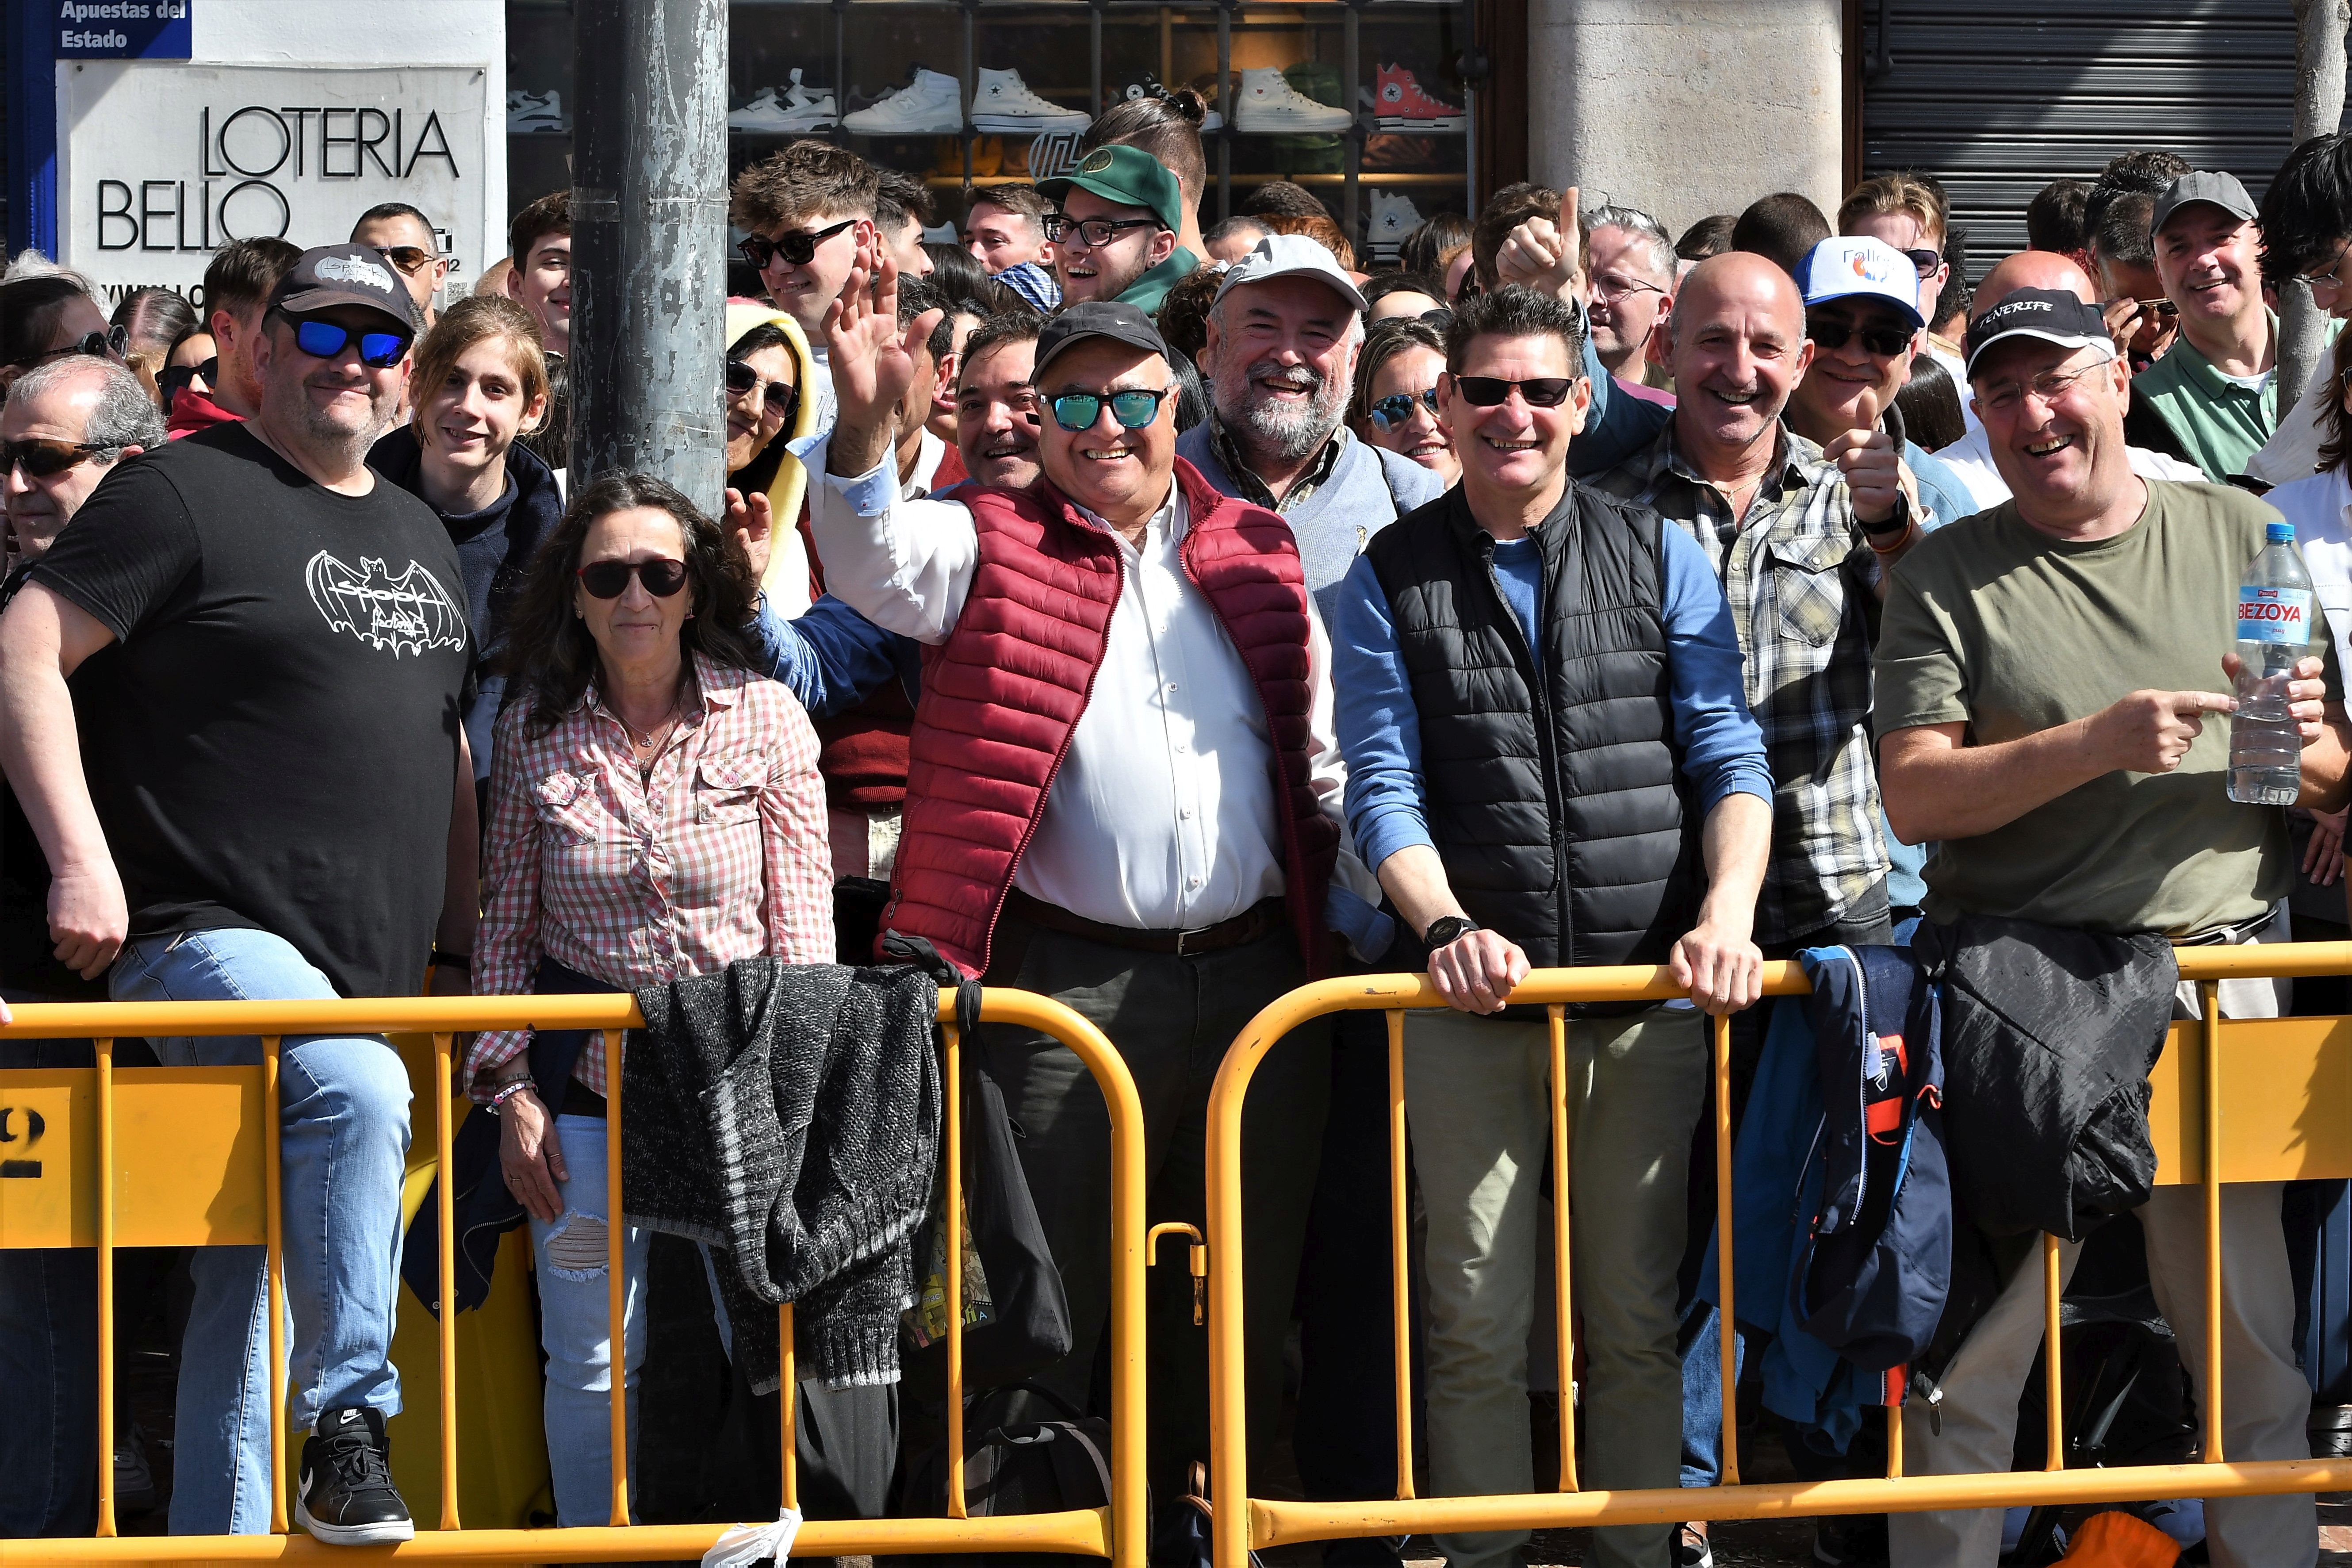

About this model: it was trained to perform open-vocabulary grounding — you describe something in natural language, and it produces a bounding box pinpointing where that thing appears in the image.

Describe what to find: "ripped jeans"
[529,1113,651,1526]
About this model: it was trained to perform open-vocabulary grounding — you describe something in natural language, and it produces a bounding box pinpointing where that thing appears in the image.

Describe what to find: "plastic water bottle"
[2229,520,2318,805]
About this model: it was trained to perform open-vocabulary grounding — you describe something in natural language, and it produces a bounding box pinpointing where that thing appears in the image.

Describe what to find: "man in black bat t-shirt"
[0,245,478,1545]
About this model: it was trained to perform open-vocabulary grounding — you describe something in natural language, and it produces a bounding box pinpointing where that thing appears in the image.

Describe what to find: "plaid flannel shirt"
[1589,424,1888,943]
[467,654,835,1100]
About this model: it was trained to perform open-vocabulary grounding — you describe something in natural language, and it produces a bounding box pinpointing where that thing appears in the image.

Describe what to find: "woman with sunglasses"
[467,469,832,1525]
[1351,316,1459,487]
[0,272,124,402]
[723,302,821,615]
[369,296,562,795]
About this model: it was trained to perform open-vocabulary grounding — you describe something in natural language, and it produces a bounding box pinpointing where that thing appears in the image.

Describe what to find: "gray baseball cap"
[2150,170,2259,239]
[1211,234,1367,314]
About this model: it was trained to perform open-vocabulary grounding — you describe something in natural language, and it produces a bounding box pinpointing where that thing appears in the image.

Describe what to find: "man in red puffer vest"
[808,257,1390,1523]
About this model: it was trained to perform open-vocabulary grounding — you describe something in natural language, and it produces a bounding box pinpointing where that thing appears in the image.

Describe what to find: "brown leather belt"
[1004,888,1286,957]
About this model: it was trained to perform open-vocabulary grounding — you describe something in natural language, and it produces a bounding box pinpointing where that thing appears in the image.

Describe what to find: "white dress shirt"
[2268,464,2352,676]
[803,437,1380,936]
[1931,422,2209,510]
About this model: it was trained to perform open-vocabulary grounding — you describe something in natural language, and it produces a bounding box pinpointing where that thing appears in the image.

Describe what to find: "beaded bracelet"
[486,1078,537,1113]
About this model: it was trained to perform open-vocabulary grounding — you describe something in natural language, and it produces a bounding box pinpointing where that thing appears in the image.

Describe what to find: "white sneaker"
[970,67,1089,134]
[1233,68,1352,134]
[507,89,566,136]
[923,220,959,246]
[732,69,838,133]
[1364,189,1423,261]
[843,68,963,136]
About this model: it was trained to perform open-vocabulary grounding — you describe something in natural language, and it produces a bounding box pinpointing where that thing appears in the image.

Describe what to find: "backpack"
[887,1383,1121,1568]
[1791,943,1953,1372]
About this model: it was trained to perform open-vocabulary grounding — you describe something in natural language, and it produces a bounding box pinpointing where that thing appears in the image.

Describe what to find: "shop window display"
[506,0,1478,279]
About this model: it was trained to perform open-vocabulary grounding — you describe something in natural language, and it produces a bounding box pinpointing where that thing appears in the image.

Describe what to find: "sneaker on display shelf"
[1364,189,1424,261]
[843,67,964,136]
[1234,67,1353,134]
[970,67,1090,134]
[1118,71,1223,132]
[507,89,567,135]
[732,69,839,133]
[923,220,960,245]
[1373,64,1465,130]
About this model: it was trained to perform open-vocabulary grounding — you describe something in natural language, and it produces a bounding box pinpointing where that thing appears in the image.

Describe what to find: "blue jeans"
[111,929,413,1536]
[0,1028,98,1537]
[527,1113,650,1527]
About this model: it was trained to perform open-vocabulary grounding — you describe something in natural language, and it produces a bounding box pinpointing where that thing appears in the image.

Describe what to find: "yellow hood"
[725,302,820,606]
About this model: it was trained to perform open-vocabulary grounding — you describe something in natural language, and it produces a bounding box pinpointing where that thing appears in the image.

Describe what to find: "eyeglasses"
[2,437,109,479]
[1043,214,1162,249]
[1590,272,1666,303]
[2100,296,2181,320]
[725,358,800,419]
[1450,374,1577,408]
[12,325,130,371]
[372,245,436,276]
[1975,357,2110,416]
[287,316,411,368]
[576,557,690,599]
[1368,387,1441,431]
[1900,248,1944,278]
[1807,315,1914,357]
[1048,386,1174,431]
[739,219,856,270]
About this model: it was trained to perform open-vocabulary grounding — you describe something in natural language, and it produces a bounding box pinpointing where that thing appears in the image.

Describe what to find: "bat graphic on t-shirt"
[305,551,468,659]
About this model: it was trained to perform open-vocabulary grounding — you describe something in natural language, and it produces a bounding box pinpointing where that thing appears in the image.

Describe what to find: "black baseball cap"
[1962,288,2113,376]
[1033,300,1171,380]
[270,243,422,334]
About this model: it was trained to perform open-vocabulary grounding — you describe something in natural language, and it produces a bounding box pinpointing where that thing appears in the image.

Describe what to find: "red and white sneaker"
[1372,64,1465,132]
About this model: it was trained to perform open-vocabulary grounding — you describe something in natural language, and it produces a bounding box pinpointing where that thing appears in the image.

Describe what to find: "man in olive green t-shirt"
[1875,288,2351,1568]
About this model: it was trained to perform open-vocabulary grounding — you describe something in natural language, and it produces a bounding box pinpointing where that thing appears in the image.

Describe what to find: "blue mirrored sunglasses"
[291,317,410,369]
[1049,388,1172,433]
[1369,387,1440,432]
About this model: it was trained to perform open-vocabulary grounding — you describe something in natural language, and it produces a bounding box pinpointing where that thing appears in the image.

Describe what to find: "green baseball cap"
[1039,145,1185,238]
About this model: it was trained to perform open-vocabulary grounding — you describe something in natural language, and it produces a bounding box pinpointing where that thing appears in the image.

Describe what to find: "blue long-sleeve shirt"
[1333,520,1774,875]
[747,592,915,718]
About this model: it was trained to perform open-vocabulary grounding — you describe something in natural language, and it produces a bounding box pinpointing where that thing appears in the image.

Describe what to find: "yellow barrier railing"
[0,989,1148,1565]
[1201,943,2352,1566]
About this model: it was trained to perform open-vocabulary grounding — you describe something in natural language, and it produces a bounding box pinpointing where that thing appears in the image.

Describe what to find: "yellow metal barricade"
[1201,943,2352,1567]
[0,988,1148,1565]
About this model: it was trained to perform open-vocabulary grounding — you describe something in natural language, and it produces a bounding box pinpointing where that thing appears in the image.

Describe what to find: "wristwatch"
[1423,915,1481,950]
[1862,487,1912,540]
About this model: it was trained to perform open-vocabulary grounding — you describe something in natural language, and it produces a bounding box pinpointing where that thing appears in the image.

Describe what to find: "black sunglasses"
[740,219,856,270]
[1900,247,1943,277]
[13,325,129,371]
[577,557,690,599]
[372,245,436,276]
[2,437,109,479]
[725,358,800,419]
[1808,316,1913,357]
[2101,296,2181,320]
[1450,375,1576,408]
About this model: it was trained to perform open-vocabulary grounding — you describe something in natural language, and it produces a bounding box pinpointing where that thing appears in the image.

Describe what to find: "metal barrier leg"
[2202,978,2225,1464]
[604,1027,628,1528]
[1387,1010,1415,1502]
[1712,1012,1738,1487]
[433,1033,460,1530]
[944,1020,966,1519]
[94,1036,117,1539]
[265,1035,287,1534]
[1546,1006,1577,1492]
[779,1301,797,1512]
[2043,1233,2064,1471]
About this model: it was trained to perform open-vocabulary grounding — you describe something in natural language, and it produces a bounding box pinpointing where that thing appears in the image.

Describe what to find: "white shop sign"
[57,62,490,307]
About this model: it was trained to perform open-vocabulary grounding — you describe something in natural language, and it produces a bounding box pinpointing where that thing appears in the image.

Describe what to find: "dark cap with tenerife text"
[1961,288,2112,377]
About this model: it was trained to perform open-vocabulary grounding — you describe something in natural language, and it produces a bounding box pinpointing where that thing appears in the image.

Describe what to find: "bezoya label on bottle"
[2239,585,2315,644]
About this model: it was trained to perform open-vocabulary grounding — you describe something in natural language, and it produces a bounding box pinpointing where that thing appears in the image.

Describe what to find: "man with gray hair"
[1582,202,1677,399]
[0,352,163,1540]
[1179,232,1444,616]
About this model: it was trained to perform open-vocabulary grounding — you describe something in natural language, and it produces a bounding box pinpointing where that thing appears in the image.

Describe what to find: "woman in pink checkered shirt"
[464,469,833,1525]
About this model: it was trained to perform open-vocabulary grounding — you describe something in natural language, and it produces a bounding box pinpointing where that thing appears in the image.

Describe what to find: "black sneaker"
[295,1407,414,1545]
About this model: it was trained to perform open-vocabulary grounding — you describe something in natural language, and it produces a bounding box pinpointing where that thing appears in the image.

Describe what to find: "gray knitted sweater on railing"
[622,958,941,1394]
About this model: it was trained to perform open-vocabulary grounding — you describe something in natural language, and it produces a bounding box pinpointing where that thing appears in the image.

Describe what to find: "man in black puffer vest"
[1331,285,1775,1568]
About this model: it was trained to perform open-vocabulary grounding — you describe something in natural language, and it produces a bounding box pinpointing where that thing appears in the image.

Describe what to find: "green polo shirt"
[2123,311,2279,483]
[1115,246,1200,318]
